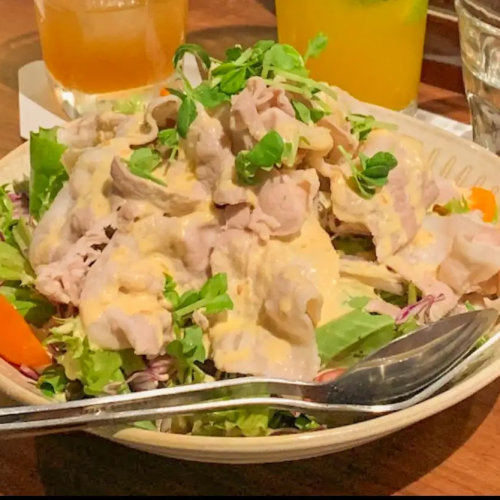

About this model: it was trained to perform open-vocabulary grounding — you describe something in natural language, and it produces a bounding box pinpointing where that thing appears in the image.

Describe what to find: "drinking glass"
[34,0,188,118]
[275,0,429,114]
[456,0,500,155]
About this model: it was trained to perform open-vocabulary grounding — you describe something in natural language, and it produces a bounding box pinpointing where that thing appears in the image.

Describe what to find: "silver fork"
[0,309,498,438]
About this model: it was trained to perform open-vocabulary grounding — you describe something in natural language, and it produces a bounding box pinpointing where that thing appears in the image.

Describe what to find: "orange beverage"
[275,0,429,112]
[34,0,187,114]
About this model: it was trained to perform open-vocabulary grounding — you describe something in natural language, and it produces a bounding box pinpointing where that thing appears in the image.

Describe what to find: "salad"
[0,35,498,437]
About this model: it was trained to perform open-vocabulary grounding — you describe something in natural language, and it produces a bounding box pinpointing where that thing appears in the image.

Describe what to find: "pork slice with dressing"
[80,210,220,355]
[29,138,131,271]
[223,168,320,240]
[330,129,439,262]
[185,104,249,206]
[111,156,209,217]
[339,257,405,295]
[209,216,340,381]
[29,138,134,305]
[58,95,180,152]
[312,86,359,165]
[384,212,500,320]
[230,77,334,164]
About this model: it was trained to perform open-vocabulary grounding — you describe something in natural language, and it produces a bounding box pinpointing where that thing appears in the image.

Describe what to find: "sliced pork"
[80,211,220,354]
[29,138,130,270]
[330,129,439,262]
[230,77,333,164]
[385,212,500,320]
[185,104,248,206]
[111,157,209,216]
[209,216,340,381]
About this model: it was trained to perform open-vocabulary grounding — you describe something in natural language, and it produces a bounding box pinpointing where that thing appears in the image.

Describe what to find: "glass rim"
[455,0,500,32]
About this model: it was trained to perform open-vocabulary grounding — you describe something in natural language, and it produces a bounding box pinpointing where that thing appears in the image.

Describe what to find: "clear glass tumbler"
[456,0,500,154]
[34,0,188,118]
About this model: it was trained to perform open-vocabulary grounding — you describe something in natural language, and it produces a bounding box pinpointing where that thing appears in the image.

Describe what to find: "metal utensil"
[312,308,498,406]
[0,309,497,438]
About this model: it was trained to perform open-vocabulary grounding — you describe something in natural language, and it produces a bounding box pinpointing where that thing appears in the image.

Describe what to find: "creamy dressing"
[71,138,130,218]
[30,214,66,265]
[208,214,343,379]
[31,78,456,381]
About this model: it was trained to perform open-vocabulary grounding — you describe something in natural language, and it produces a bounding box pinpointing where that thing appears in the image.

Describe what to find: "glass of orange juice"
[34,0,188,118]
[275,0,429,114]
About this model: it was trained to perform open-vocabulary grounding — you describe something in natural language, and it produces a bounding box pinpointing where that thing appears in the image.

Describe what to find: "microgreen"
[304,33,329,63]
[125,148,165,186]
[168,34,336,137]
[347,113,398,141]
[339,146,398,199]
[235,131,285,185]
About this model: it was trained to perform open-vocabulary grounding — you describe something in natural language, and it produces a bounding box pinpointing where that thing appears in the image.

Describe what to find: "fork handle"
[0,396,374,439]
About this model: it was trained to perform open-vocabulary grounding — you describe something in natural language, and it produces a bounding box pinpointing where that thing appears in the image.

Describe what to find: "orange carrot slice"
[0,295,51,368]
[469,187,498,223]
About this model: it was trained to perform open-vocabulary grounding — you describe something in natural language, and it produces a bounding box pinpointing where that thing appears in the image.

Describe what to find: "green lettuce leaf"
[191,407,271,437]
[11,217,32,260]
[37,364,68,398]
[294,414,321,431]
[315,303,396,365]
[0,284,54,327]
[167,325,207,385]
[0,242,35,285]
[321,297,420,368]
[133,421,158,431]
[120,349,147,376]
[0,185,15,245]
[80,350,125,396]
[29,127,68,221]
[44,318,128,396]
[443,196,470,215]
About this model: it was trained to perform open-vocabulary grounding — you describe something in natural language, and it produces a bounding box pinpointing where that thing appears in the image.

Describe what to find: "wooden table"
[1,0,499,496]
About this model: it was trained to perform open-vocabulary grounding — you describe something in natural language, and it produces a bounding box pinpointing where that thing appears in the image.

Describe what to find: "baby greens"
[316,297,419,367]
[291,99,331,124]
[166,326,206,384]
[39,318,142,397]
[170,34,333,137]
[112,95,144,115]
[0,183,54,324]
[125,148,165,186]
[0,284,54,328]
[435,196,470,216]
[339,146,398,199]
[29,127,68,221]
[163,273,234,385]
[347,113,398,141]
[235,130,285,185]
[304,32,329,62]
[172,273,234,324]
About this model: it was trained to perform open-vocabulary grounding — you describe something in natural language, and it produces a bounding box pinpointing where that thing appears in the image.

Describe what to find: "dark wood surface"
[3,0,500,496]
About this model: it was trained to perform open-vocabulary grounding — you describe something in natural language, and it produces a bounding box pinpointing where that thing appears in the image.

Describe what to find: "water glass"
[456,0,500,154]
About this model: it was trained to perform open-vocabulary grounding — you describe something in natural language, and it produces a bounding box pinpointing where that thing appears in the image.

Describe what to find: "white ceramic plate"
[1,104,500,464]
